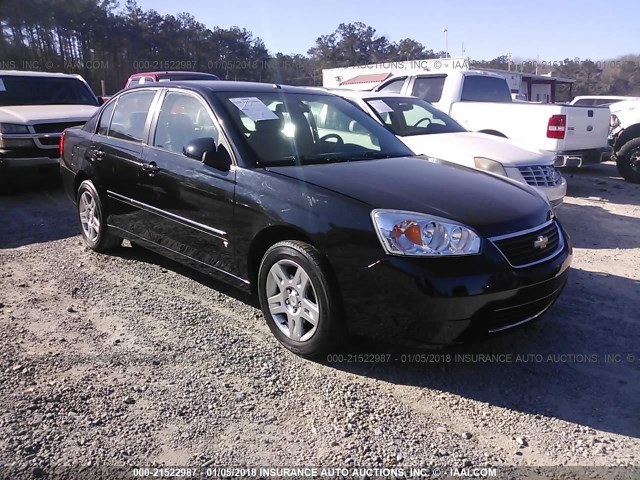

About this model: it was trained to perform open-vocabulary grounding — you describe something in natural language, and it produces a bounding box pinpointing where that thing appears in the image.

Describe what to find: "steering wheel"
[319,133,344,146]
[414,117,432,127]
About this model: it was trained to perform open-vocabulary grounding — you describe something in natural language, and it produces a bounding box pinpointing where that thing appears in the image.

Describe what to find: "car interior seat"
[247,111,293,161]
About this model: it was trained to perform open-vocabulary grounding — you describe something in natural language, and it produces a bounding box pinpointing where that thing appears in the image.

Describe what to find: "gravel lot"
[0,163,639,479]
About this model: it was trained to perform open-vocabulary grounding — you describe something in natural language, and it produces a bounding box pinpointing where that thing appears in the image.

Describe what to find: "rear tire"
[258,240,346,357]
[76,180,121,251]
[616,138,640,184]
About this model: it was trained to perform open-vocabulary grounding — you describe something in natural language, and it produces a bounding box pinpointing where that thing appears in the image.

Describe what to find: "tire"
[76,180,121,251]
[616,137,640,184]
[258,240,346,357]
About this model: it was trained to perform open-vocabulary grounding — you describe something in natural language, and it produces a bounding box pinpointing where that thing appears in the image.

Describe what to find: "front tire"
[258,240,345,357]
[76,180,121,251]
[616,138,640,184]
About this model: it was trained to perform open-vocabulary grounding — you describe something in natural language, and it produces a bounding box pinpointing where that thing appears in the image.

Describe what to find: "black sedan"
[59,81,571,357]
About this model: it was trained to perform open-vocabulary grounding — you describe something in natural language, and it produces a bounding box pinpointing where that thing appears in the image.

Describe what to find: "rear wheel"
[258,240,345,357]
[616,138,640,184]
[76,180,121,251]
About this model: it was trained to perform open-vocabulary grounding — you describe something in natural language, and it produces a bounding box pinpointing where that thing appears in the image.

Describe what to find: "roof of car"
[130,71,220,78]
[0,70,84,80]
[127,80,333,95]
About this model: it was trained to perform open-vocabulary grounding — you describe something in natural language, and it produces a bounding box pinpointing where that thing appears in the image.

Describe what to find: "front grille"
[518,165,563,187]
[38,136,60,146]
[491,220,563,268]
[32,122,83,134]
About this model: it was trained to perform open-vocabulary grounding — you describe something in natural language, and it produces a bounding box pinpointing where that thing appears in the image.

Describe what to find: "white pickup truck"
[374,70,612,168]
[0,70,100,189]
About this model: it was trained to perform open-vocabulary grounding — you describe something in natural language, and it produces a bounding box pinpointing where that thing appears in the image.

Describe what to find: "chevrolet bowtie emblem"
[534,235,549,249]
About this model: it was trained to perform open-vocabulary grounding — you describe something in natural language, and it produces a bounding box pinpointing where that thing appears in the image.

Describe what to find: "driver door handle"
[141,161,160,176]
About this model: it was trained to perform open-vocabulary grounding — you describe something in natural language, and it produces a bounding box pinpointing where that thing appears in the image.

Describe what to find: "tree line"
[1,0,639,99]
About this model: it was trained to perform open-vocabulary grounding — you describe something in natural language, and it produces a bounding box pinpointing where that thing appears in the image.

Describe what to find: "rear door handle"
[141,161,160,175]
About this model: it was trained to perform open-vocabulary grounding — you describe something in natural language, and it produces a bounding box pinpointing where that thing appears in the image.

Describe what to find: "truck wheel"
[616,138,640,184]
[76,180,121,251]
[258,240,346,357]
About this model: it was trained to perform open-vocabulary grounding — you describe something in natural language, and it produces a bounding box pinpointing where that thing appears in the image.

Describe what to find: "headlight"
[371,209,481,256]
[0,123,30,134]
[474,157,507,177]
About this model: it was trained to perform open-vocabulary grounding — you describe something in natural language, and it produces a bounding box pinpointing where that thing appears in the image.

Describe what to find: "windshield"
[0,76,99,107]
[215,91,413,166]
[365,97,466,136]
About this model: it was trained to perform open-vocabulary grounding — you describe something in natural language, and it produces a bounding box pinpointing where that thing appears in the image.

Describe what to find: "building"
[322,57,575,103]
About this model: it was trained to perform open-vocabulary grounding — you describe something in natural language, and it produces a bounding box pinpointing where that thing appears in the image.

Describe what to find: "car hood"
[0,105,98,125]
[268,156,551,237]
[399,132,553,167]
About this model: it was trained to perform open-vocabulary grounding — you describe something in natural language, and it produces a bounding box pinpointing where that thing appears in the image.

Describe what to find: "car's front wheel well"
[247,226,315,295]
[614,123,640,154]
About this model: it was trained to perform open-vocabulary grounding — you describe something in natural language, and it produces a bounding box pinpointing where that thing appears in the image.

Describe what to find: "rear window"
[460,76,512,103]
[0,75,98,106]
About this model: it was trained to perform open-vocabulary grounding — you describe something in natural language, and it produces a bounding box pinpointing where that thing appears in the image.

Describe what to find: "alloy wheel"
[265,259,320,342]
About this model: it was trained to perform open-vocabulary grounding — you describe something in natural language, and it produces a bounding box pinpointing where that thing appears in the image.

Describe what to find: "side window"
[153,92,219,155]
[108,91,156,142]
[97,101,115,135]
[378,78,406,94]
[412,76,446,103]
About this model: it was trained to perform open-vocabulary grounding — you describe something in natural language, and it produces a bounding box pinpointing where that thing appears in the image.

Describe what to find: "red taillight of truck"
[547,115,566,139]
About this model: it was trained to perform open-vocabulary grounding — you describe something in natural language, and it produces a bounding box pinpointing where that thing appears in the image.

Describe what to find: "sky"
[135,0,639,62]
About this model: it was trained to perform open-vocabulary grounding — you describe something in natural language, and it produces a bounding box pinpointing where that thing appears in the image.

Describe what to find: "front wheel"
[258,240,345,357]
[76,180,121,251]
[616,138,640,184]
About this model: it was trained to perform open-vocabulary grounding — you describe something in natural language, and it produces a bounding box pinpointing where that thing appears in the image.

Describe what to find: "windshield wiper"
[351,151,410,160]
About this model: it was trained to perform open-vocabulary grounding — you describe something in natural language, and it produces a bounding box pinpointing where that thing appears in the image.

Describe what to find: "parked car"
[570,95,639,107]
[331,90,566,207]
[0,70,100,189]
[60,81,572,357]
[374,70,612,168]
[609,99,640,183]
[124,71,220,88]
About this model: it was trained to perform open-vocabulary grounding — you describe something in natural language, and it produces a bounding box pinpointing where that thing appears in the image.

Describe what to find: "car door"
[135,89,237,275]
[86,89,159,234]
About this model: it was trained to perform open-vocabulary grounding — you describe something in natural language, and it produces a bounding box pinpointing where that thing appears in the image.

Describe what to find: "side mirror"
[183,137,231,171]
[348,120,367,134]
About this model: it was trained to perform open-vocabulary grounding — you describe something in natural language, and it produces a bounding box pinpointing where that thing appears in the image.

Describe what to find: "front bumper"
[0,149,60,183]
[339,225,572,346]
[553,146,613,167]
[539,177,566,208]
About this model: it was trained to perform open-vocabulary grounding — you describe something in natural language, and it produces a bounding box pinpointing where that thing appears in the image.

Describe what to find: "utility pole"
[443,28,448,58]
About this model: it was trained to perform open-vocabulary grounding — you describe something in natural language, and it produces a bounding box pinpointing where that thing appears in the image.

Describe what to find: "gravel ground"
[0,163,639,479]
